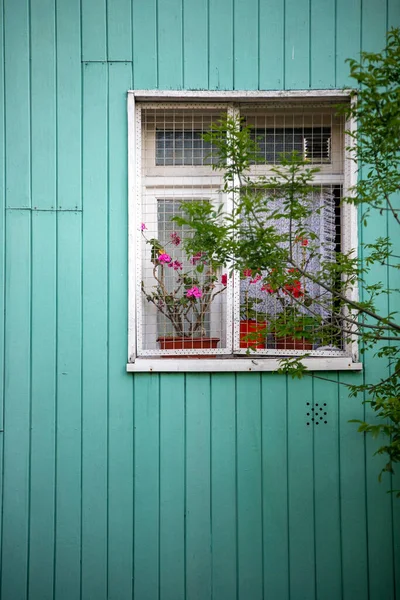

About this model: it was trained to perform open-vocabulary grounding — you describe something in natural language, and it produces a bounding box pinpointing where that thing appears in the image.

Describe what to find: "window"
[128,92,359,368]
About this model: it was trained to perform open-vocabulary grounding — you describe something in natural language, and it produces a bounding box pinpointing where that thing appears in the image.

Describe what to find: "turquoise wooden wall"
[0,0,399,598]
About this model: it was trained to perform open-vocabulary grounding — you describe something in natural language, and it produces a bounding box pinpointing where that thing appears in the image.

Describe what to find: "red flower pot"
[240,320,267,349]
[274,336,313,350]
[157,336,220,358]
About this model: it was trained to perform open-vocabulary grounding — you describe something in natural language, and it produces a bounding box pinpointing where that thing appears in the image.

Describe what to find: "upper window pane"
[250,127,331,164]
[142,108,223,169]
[155,130,219,166]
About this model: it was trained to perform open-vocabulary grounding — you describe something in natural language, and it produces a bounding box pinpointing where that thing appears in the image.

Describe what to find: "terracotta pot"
[274,335,313,350]
[240,320,267,349]
[157,336,220,358]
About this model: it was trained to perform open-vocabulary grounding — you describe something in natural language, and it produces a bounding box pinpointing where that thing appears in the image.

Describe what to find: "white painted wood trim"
[127,92,136,361]
[127,90,359,365]
[128,89,353,102]
[343,103,359,362]
[126,357,363,373]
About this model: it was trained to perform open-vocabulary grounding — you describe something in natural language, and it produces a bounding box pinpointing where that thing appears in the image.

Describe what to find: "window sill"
[126,357,363,373]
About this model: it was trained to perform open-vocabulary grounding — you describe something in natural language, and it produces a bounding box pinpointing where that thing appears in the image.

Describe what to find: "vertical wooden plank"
[261,374,289,600]
[107,0,132,61]
[388,0,400,27]
[360,9,394,600]
[209,0,233,90]
[259,0,284,90]
[132,0,158,89]
[361,0,387,53]
[1,210,31,600]
[30,0,56,210]
[107,62,134,600]
[159,374,185,600]
[186,374,212,600]
[0,0,5,407]
[236,374,263,600]
[287,377,315,600]
[338,372,368,600]
[54,212,82,600]
[82,0,107,61]
[81,62,108,600]
[310,0,335,88]
[386,12,400,594]
[393,471,400,600]
[313,374,342,599]
[284,0,310,89]
[134,375,160,600]
[233,0,259,90]
[183,0,208,89]
[158,0,183,89]
[336,0,361,87]
[4,0,30,208]
[28,212,56,600]
[56,0,82,210]
[210,374,237,600]
[362,243,394,596]
[0,0,5,567]
[363,317,395,597]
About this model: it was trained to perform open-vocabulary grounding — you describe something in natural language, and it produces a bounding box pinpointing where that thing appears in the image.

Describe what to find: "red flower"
[261,283,275,294]
[292,287,304,298]
[295,236,309,246]
[243,268,252,277]
[283,280,303,297]
[221,273,228,285]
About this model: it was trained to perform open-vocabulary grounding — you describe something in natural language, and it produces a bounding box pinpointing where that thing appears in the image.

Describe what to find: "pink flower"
[243,268,252,277]
[167,259,182,271]
[170,232,181,246]
[141,223,147,231]
[186,286,203,298]
[250,274,262,284]
[221,273,228,285]
[301,239,309,246]
[158,253,171,263]
[190,252,204,265]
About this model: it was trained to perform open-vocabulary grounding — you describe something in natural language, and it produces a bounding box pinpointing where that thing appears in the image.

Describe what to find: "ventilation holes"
[306,402,328,425]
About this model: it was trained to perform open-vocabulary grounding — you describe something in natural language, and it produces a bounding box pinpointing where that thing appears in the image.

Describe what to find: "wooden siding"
[0,0,399,598]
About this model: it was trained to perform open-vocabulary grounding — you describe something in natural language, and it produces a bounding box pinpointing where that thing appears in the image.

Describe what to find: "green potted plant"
[141,224,227,356]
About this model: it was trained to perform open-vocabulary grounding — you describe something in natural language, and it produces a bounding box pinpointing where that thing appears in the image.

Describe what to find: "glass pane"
[250,127,331,164]
[155,131,219,166]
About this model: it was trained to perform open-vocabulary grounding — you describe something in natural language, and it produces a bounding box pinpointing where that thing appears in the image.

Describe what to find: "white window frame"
[127,90,362,372]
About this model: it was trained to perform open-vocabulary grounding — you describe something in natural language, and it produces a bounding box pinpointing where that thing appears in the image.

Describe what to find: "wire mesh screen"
[235,186,344,354]
[136,102,347,357]
[138,106,231,356]
[249,127,331,164]
[243,106,342,170]
[234,105,346,355]
[155,130,219,166]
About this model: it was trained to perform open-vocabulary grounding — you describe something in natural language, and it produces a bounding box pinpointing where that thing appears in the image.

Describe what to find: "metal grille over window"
[236,186,343,354]
[235,105,345,355]
[137,106,232,356]
[134,101,348,358]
